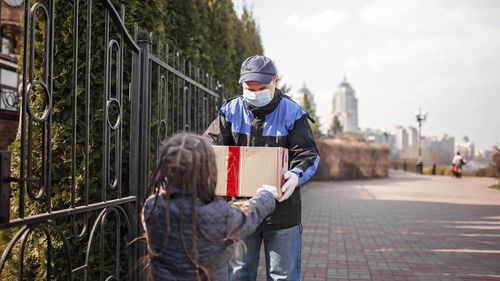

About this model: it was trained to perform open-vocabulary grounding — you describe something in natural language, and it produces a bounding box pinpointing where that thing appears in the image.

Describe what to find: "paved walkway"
[258,171,500,281]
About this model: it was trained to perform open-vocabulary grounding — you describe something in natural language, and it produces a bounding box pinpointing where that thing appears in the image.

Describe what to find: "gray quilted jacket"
[142,189,276,281]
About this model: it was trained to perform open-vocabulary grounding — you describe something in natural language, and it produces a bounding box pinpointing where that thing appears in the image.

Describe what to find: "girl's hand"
[257,185,279,199]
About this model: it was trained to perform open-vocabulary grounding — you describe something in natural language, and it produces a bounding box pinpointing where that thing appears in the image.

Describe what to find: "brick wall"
[0,110,19,150]
[1,2,24,23]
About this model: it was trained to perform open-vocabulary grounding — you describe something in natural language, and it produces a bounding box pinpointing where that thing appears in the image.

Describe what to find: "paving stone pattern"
[256,172,500,281]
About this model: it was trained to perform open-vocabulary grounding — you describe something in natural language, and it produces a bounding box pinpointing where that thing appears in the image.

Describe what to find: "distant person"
[452,152,466,178]
[204,55,320,281]
[141,133,279,281]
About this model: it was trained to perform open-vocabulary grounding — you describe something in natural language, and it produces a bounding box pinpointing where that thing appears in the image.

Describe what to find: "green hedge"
[1,0,263,280]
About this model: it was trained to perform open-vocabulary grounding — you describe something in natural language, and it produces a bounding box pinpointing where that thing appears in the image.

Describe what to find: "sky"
[232,0,500,151]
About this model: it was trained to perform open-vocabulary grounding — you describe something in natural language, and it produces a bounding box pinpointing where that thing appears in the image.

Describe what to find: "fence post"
[0,152,11,225]
[137,29,152,203]
[216,84,224,112]
[129,29,152,281]
[416,161,423,174]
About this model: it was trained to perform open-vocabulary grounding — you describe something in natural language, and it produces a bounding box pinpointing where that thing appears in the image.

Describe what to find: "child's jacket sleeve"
[226,190,276,238]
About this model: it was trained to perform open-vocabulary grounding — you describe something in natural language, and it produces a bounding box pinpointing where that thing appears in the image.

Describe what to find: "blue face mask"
[243,88,273,107]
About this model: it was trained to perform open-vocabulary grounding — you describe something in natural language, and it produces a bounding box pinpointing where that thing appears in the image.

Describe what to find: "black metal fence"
[391,158,418,173]
[0,0,230,280]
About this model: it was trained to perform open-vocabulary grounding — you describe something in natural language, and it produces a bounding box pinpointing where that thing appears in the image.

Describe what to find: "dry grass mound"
[312,138,390,181]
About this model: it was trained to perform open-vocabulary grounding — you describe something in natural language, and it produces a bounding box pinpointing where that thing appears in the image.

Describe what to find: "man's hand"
[257,185,280,199]
[278,171,299,202]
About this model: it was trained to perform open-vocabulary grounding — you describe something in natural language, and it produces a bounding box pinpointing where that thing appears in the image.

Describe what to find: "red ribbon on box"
[227,146,240,197]
[225,146,286,197]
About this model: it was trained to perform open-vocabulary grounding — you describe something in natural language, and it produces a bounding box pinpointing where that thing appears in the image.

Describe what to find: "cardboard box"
[213,145,288,198]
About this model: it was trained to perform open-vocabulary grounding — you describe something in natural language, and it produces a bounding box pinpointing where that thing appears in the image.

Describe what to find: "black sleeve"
[203,113,234,145]
[287,114,320,186]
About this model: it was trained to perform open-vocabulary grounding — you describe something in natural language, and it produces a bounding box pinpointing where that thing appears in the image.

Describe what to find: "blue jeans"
[229,224,302,281]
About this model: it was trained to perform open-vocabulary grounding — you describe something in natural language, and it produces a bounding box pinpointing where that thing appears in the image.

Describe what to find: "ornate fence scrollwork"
[0,0,228,280]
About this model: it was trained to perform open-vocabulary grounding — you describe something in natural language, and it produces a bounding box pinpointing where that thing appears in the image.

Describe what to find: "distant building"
[439,134,455,164]
[331,76,359,133]
[360,128,385,144]
[360,128,399,158]
[422,134,455,165]
[387,134,398,158]
[407,126,418,148]
[456,136,475,161]
[475,149,491,160]
[364,124,461,163]
[290,82,316,113]
[394,126,408,151]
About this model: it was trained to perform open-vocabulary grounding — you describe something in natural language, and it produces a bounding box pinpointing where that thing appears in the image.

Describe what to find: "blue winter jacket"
[204,89,320,231]
[142,189,275,281]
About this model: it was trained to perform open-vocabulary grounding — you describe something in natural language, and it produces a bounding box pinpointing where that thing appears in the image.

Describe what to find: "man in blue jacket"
[204,55,319,281]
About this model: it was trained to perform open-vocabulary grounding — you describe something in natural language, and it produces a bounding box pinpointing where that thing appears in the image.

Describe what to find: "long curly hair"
[141,133,238,281]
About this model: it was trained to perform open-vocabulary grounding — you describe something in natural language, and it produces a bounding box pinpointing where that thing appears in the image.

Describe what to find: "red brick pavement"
[256,171,500,281]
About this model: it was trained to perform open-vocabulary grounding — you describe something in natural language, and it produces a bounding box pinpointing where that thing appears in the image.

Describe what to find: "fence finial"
[136,30,151,45]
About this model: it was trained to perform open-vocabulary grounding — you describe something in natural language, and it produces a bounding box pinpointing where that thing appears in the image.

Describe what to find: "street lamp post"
[415,108,427,174]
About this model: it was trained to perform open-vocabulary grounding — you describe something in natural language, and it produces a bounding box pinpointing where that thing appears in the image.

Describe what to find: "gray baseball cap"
[238,55,277,84]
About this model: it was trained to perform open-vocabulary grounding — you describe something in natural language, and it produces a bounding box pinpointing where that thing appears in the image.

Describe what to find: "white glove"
[257,185,279,199]
[279,171,299,202]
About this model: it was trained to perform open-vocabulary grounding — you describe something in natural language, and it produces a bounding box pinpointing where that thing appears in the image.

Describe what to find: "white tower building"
[394,126,409,150]
[331,77,359,132]
[407,126,418,148]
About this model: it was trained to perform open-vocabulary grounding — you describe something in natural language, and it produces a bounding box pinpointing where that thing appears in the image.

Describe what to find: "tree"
[329,115,343,137]
[279,82,292,95]
[276,74,291,95]
[296,88,322,139]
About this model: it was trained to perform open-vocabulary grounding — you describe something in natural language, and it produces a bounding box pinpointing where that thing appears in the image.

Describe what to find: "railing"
[391,158,418,173]
[0,0,230,280]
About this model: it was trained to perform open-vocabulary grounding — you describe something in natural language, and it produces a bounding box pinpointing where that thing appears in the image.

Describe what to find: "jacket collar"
[245,88,283,116]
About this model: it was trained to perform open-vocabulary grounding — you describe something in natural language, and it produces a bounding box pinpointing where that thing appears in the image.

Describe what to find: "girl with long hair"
[141,133,278,280]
